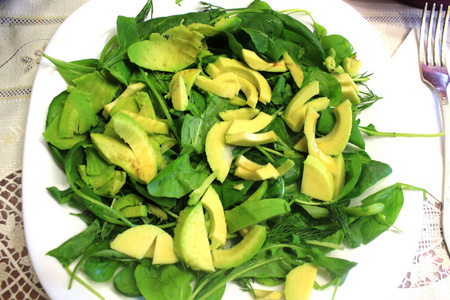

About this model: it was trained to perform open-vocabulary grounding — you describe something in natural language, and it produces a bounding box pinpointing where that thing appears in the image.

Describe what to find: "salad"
[38,0,424,299]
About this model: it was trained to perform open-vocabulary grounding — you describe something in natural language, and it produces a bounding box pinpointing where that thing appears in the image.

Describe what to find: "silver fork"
[419,2,450,254]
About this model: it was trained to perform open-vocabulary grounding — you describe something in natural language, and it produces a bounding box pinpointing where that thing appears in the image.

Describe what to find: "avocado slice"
[91,113,158,184]
[128,24,207,72]
[153,230,179,265]
[168,69,201,111]
[301,154,334,201]
[238,76,259,108]
[225,130,277,146]
[194,75,241,99]
[210,57,272,104]
[234,163,279,181]
[200,186,227,248]
[91,133,141,181]
[110,224,160,259]
[103,82,146,118]
[205,121,235,183]
[171,75,189,111]
[187,16,241,36]
[235,154,265,171]
[109,95,140,117]
[284,96,330,133]
[284,263,318,300]
[58,89,97,138]
[109,113,158,183]
[283,81,320,132]
[119,110,169,135]
[234,155,280,181]
[211,225,266,269]
[333,153,346,199]
[58,71,118,137]
[110,224,178,265]
[343,56,362,77]
[315,100,352,155]
[219,107,260,121]
[283,52,304,88]
[227,111,274,135]
[242,49,287,72]
[43,112,87,150]
[303,107,336,175]
[174,202,215,272]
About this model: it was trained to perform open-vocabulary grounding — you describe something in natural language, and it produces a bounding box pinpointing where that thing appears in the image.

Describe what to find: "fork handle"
[436,87,450,253]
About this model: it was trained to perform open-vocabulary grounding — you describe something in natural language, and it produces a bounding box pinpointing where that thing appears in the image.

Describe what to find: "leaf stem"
[140,68,180,142]
[359,126,445,138]
[64,266,105,300]
[255,145,275,163]
[192,257,284,300]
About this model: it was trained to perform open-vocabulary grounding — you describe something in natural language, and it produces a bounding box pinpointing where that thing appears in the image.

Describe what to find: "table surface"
[1,0,449,299]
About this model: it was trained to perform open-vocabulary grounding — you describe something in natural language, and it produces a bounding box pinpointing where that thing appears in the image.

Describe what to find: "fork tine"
[434,4,443,66]
[427,3,436,65]
[441,5,450,69]
[419,3,429,65]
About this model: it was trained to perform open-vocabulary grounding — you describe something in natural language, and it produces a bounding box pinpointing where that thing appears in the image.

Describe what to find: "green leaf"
[113,263,141,297]
[47,219,101,267]
[135,263,192,300]
[102,16,141,68]
[348,183,405,247]
[147,154,210,198]
[43,55,98,85]
[84,256,122,282]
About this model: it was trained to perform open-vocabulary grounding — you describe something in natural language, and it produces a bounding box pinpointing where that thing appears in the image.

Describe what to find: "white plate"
[22,0,431,299]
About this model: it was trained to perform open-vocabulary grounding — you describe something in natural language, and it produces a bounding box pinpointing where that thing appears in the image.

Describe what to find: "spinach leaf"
[320,34,354,64]
[129,178,177,208]
[47,186,73,204]
[307,246,357,283]
[137,11,223,38]
[212,179,254,209]
[65,141,132,226]
[348,183,405,247]
[269,74,293,106]
[43,55,98,85]
[134,262,192,300]
[268,117,293,151]
[181,96,228,154]
[47,219,101,267]
[147,154,210,198]
[343,159,392,201]
[335,152,363,200]
[308,69,342,106]
[113,263,141,297]
[102,16,140,69]
[84,256,122,282]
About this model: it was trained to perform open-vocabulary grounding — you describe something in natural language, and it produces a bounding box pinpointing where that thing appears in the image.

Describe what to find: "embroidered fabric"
[1,0,449,299]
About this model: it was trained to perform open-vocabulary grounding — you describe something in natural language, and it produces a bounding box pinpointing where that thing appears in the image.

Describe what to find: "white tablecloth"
[0,0,448,299]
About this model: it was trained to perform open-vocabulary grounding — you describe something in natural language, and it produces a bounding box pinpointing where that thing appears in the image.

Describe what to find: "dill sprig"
[233,277,255,297]
[266,213,339,243]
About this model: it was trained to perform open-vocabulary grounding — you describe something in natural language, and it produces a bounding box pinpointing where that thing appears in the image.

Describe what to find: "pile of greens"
[42,0,422,299]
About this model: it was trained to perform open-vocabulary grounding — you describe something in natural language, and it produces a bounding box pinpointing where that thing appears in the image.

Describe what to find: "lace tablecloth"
[1,0,449,299]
